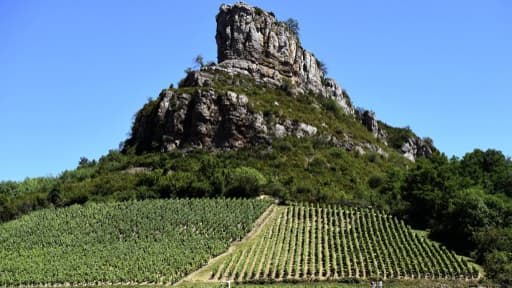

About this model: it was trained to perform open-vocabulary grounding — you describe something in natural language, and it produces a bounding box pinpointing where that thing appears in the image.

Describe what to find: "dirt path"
[176,204,281,285]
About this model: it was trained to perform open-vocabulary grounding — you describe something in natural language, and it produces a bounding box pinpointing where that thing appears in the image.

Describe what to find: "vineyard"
[0,198,270,286]
[208,204,478,282]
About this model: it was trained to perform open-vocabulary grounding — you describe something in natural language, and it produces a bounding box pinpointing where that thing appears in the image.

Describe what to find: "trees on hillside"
[380,148,512,284]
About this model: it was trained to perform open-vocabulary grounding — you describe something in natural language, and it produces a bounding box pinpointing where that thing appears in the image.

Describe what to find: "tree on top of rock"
[284,18,300,36]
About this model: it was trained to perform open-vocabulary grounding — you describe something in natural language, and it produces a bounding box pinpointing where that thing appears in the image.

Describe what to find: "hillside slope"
[0,198,270,285]
[202,204,478,283]
[1,2,511,286]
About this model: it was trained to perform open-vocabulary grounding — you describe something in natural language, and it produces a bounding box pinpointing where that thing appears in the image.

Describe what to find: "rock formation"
[126,89,322,152]
[401,137,434,162]
[355,108,387,142]
[213,2,353,114]
[125,2,435,161]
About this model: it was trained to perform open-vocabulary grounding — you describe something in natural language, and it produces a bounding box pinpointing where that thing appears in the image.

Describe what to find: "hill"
[0,2,511,286]
[124,3,433,161]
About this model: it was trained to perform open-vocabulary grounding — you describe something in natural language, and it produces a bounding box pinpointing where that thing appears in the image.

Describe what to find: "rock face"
[401,137,434,162]
[214,3,353,114]
[355,109,387,142]
[125,3,435,161]
[129,89,269,152]
[128,89,323,152]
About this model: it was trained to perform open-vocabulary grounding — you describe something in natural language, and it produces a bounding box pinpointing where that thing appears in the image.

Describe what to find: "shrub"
[157,172,195,198]
[264,182,288,203]
[47,187,62,206]
[254,7,264,16]
[366,152,380,163]
[284,18,300,36]
[194,54,204,68]
[316,58,328,75]
[321,98,343,119]
[0,195,14,222]
[368,174,385,189]
[274,140,294,152]
[225,167,267,198]
[307,155,329,172]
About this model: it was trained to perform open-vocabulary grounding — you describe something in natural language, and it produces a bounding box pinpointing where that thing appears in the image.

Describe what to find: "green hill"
[0,2,511,286]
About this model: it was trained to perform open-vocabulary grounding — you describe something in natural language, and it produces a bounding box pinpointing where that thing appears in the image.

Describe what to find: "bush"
[0,195,14,222]
[321,98,343,119]
[156,172,194,198]
[307,155,329,172]
[65,192,89,206]
[254,7,264,16]
[225,167,267,198]
[274,140,294,152]
[484,251,512,285]
[316,58,327,75]
[368,174,385,189]
[284,18,299,36]
[264,182,288,203]
[366,152,381,163]
[47,187,62,206]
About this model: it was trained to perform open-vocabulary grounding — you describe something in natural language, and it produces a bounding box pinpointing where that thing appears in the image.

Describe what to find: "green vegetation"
[209,204,476,282]
[177,279,476,288]
[203,71,377,147]
[393,151,512,285]
[254,7,265,17]
[0,136,407,225]
[1,68,511,285]
[0,198,270,285]
[283,18,299,36]
[316,59,327,75]
[378,122,415,151]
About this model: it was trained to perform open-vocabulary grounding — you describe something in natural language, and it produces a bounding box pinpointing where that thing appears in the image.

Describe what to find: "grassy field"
[0,198,271,286]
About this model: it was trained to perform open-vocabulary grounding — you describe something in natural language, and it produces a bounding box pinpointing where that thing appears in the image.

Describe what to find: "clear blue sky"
[1,0,511,181]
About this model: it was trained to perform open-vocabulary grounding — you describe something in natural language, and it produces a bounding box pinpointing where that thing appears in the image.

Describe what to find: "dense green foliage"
[378,150,512,285]
[0,198,270,285]
[1,70,511,284]
[0,135,408,225]
[1,132,510,285]
[211,204,475,282]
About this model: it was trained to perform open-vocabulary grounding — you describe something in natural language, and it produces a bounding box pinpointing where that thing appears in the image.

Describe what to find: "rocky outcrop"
[355,108,387,142]
[275,120,317,138]
[129,89,268,152]
[213,2,353,114]
[401,137,434,162]
[125,3,435,161]
[128,89,323,152]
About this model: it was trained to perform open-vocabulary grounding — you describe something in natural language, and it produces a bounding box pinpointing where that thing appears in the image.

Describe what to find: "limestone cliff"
[124,3,435,161]
[125,88,320,152]
[213,3,353,114]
